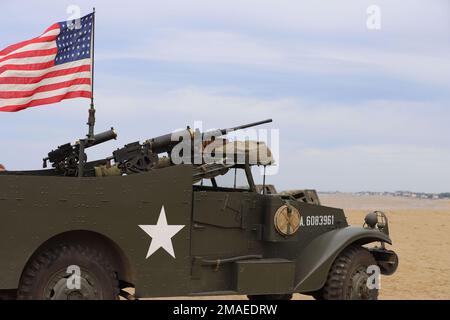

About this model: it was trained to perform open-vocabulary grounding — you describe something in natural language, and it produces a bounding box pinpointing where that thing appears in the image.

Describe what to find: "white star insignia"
[139,206,185,259]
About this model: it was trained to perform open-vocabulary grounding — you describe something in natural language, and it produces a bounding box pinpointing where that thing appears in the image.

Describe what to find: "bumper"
[370,248,399,275]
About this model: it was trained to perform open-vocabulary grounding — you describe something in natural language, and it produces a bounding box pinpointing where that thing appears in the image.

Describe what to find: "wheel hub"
[46,270,99,300]
[349,269,372,300]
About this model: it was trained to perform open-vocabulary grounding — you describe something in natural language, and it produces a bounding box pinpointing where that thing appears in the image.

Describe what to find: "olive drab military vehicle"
[0,119,398,300]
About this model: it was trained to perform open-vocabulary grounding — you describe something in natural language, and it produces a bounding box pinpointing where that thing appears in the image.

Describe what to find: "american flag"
[0,13,94,112]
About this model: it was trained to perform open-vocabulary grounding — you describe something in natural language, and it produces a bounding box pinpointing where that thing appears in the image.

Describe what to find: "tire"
[247,294,292,300]
[308,289,324,300]
[321,245,378,300]
[18,244,119,300]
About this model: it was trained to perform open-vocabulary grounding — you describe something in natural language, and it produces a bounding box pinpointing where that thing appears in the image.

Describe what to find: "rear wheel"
[320,245,378,300]
[18,244,119,300]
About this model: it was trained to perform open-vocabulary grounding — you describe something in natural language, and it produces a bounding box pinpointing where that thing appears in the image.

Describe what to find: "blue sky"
[0,0,449,192]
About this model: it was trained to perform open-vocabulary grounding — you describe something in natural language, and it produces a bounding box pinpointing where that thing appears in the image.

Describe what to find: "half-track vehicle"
[0,119,398,300]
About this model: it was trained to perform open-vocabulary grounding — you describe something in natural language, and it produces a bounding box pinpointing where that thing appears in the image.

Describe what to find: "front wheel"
[320,245,379,300]
[18,244,119,300]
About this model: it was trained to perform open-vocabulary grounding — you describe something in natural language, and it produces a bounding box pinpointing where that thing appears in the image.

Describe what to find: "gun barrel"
[219,118,272,135]
[145,119,273,154]
[85,128,117,148]
[145,132,182,154]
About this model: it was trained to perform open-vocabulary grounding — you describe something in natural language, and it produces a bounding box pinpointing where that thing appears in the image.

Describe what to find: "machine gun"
[112,119,272,175]
[43,129,117,176]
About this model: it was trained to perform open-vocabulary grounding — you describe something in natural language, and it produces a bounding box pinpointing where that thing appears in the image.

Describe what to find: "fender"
[294,226,392,293]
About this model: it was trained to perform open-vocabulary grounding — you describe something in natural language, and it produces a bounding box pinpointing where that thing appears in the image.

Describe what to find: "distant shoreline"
[319,191,449,200]
[318,193,450,211]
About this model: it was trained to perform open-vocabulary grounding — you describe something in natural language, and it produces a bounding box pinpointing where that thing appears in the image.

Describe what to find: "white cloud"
[90,0,449,38]
[98,29,285,67]
[96,26,450,89]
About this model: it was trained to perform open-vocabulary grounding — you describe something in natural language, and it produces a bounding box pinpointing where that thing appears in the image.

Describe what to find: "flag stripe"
[0,90,91,112]
[0,78,91,99]
[0,71,91,91]
[0,84,92,107]
[0,42,57,59]
[0,54,56,67]
[0,58,90,78]
[0,65,91,84]
[0,24,59,57]
[0,35,59,59]
[0,61,55,75]
[0,48,58,64]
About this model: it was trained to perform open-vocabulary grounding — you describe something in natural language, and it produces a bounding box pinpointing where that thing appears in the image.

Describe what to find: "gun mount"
[40,119,272,177]
[43,128,117,176]
[111,119,273,175]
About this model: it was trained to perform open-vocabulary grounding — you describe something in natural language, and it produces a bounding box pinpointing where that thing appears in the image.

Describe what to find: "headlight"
[364,212,378,228]
[364,211,390,235]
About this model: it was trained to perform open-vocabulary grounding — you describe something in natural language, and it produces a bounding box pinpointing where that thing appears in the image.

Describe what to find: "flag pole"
[87,7,96,142]
[79,8,96,177]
